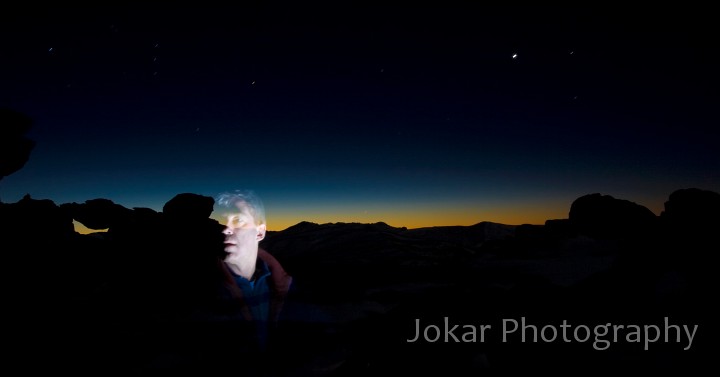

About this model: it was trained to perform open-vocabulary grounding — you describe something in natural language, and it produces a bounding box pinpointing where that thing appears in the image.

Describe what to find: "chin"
[225,250,242,259]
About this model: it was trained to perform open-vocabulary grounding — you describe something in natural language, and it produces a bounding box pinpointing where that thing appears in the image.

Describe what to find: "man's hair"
[215,190,266,225]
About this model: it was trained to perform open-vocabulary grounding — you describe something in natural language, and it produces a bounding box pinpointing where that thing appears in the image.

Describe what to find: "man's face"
[221,202,266,257]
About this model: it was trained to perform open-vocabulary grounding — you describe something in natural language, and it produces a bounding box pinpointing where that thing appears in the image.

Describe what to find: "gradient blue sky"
[2,5,718,230]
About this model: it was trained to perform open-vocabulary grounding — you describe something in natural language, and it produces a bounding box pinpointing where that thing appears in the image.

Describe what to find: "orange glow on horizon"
[211,200,573,231]
[73,220,107,235]
[262,210,567,231]
[72,194,667,233]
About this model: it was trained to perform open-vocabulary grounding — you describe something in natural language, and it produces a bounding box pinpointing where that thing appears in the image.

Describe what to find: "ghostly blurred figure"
[214,190,292,350]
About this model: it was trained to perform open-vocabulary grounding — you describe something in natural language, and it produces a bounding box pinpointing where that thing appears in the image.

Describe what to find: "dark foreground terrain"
[1,188,717,374]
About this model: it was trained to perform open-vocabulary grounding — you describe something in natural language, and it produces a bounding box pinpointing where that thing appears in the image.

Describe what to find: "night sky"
[2,5,718,231]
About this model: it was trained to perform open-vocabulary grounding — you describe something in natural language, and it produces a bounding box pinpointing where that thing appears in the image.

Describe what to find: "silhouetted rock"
[61,198,133,230]
[569,193,657,239]
[0,108,35,182]
[544,218,575,238]
[661,188,720,229]
[515,223,545,240]
[0,194,74,238]
[149,193,225,322]
[1,195,77,321]
[162,193,214,221]
[658,188,720,290]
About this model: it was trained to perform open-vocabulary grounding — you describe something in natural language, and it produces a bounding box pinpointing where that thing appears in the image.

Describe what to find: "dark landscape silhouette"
[0,108,35,185]
[1,187,717,374]
[1,109,716,373]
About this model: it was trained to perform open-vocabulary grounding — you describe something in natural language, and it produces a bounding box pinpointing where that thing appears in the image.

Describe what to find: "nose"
[222,226,233,235]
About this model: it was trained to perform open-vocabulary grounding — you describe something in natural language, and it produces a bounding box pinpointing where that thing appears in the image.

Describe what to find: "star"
[48,47,54,52]
[512,53,518,59]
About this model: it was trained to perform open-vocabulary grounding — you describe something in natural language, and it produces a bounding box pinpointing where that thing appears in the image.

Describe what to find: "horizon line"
[72,218,559,235]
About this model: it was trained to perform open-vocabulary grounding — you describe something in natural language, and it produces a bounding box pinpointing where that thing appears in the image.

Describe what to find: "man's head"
[215,190,267,278]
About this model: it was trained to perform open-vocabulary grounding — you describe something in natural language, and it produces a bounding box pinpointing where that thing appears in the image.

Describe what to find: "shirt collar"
[228,258,271,283]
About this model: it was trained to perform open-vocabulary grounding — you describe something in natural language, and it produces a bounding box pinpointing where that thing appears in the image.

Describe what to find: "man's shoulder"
[258,249,292,296]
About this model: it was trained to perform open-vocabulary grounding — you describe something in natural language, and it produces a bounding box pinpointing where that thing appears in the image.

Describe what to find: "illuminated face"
[221,202,266,259]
